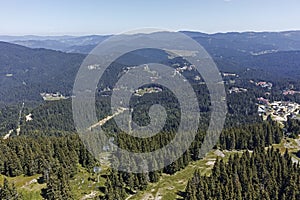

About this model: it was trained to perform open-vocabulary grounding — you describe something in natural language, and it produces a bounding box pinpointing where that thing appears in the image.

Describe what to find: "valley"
[0,30,300,200]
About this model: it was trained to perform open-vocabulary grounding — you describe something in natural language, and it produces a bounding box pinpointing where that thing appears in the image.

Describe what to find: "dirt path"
[125,194,133,200]
[3,129,13,140]
[88,107,128,130]
[16,102,25,136]
[81,191,97,200]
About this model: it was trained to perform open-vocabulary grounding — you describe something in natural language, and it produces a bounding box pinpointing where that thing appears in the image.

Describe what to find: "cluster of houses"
[249,80,273,89]
[40,92,67,101]
[175,65,194,73]
[222,72,238,77]
[194,75,201,81]
[256,81,273,89]
[229,87,248,94]
[258,98,300,122]
[283,90,300,96]
[134,87,163,97]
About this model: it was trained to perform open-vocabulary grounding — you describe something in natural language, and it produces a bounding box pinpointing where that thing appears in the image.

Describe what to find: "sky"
[0,0,300,35]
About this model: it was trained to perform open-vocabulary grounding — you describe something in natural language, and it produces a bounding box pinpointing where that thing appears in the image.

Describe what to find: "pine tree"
[42,162,73,200]
[0,178,21,200]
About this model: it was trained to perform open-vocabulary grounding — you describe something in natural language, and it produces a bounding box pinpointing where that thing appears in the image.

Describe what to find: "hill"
[0,42,85,103]
[1,32,300,104]
[2,31,300,54]
[4,35,110,54]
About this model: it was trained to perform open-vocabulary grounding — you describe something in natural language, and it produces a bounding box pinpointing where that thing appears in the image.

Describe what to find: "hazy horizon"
[1,0,300,36]
[1,29,300,37]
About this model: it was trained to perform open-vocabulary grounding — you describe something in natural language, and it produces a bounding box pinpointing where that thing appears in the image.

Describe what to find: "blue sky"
[1,0,299,35]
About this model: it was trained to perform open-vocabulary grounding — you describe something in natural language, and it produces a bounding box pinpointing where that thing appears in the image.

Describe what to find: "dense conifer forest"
[185,147,300,200]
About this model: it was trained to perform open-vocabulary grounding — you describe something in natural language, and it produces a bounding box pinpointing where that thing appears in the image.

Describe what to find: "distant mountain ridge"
[182,30,300,54]
[0,35,76,42]
[1,31,300,54]
[1,31,300,103]
[0,35,110,54]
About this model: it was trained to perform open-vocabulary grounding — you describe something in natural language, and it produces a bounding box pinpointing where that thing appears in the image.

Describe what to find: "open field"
[128,150,244,200]
[0,164,109,200]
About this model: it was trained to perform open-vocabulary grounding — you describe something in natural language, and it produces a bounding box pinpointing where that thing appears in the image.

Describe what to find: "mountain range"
[1,31,300,54]
[1,31,300,104]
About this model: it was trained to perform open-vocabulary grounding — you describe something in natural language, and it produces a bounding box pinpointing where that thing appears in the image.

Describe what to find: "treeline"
[219,118,283,150]
[185,147,300,200]
[286,117,300,138]
[0,135,96,199]
[0,135,96,177]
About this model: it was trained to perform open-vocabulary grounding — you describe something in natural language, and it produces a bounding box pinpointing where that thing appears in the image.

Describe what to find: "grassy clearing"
[0,174,45,200]
[272,137,299,153]
[128,150,244,200]
[0,164,109,200]
[272,136,300,163]
[124,137,300,200]
[70,165,109,199]
[43,97,67,101]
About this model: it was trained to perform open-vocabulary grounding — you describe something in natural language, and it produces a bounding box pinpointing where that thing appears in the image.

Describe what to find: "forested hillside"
[185,147,300,200]
[0,120,285,199]
[0,42,85,103]
[1,31,300,104]
[0,31,300,199]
